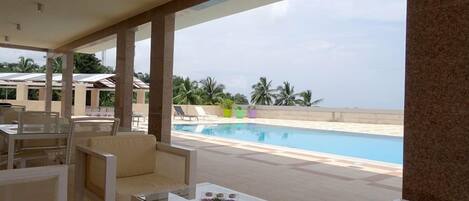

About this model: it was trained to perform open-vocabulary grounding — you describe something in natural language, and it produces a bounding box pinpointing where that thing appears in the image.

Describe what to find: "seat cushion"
[116,173,187,201]
[88,134,156,178]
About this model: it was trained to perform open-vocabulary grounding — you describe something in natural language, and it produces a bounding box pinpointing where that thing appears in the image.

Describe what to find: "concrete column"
[90,89,100,109]
[16,83,28,101]
[136,89,146,104]
[74,84,86,116]
[114,28,135,131]
[61,52,73,118]
[148,12,175,143]
[45,54,54,112]
[403,1,469,201]
[38,87,46,100]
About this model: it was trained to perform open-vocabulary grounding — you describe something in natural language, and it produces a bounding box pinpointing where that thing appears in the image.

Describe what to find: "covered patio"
[0,0,468,201]
[0,73,149,116]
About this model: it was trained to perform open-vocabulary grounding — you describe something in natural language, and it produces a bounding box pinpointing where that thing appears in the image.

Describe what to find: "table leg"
[7,137,14,169]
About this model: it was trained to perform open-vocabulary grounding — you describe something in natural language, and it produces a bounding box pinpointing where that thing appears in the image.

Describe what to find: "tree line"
[135,73,323,107]
[0,54,113,74]
[1,55,323,107]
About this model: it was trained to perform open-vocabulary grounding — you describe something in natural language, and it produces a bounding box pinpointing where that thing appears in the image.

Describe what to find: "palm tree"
[200,76,225,105]
[274,82,298,106]
[251,77,276,105]
[173,77,202,104]
[16,56,35,72]
[298,90,323,106]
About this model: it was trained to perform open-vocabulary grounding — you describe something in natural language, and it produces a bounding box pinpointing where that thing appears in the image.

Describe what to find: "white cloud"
[0,48,46,65]
[302,40,336,52]
[270,0,290,19]
[310,0,407,22]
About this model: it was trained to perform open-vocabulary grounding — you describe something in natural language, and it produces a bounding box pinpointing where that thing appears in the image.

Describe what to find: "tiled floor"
[133,117,403,201]
[171,135,402,201]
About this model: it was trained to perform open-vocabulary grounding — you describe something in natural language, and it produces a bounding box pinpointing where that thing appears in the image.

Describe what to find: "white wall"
[1,100,403,125]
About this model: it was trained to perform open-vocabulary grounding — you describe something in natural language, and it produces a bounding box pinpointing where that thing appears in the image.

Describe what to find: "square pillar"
[74,84,86,116]
[38,87,46,100]
[16,83,28,101]
[61,52,73,118]
[403,1,469,201]
[45,53,54,112]
[114,28,135,131]
[148,12,175,143]
[90,89,100,110]
[136,89,146,104]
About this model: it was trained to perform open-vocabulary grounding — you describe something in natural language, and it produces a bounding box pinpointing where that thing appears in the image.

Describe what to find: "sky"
[0,0,407,110]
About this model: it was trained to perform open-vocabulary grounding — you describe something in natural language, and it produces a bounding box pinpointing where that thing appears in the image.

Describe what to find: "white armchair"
[75,134,196,201]
[0,165,68,201]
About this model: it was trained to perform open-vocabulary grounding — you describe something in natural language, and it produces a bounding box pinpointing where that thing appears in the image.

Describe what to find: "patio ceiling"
[0,0,281,52]
[0,0,172,49]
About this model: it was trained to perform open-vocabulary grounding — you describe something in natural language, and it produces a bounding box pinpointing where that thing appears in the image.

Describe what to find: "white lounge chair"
[194,106,217,119]
[75,134,196,201]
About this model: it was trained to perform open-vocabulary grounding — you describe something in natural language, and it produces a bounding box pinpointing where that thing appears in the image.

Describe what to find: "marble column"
[403,1,469,200]
[148,12,175,143]
[90,89,100,110]
[136,89,146,104]
[74,84,86,116]
[45,53,54,112]
[115,28,135,131]
[38,88,46,100]
[15,83,28,101]
[61,52,73,118]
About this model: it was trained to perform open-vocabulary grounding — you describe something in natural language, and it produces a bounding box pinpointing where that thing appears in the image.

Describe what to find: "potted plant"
[247,105,256,118]
[221,99,234,118]
[235,106,246,119]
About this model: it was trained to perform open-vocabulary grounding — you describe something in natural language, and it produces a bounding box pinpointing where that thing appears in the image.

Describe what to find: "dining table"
[0,124,68,169]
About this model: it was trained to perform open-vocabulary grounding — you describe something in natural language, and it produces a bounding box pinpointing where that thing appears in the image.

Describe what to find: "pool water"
[173,123,403,164]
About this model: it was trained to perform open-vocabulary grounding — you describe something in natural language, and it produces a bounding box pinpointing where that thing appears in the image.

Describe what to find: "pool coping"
[173,118,403,137]
[172,130,403,175]
[175,122,404,139]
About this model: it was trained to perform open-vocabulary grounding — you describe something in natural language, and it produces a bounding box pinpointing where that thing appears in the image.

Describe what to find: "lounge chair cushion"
[88,135,157,178]
[116,173,187,201]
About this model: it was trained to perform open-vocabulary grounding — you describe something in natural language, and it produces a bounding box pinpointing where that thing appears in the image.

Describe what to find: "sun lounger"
[173,106,198,121]
[194,106,217,119]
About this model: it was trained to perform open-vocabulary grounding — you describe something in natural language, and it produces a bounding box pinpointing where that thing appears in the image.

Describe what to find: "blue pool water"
[173,123,403,164]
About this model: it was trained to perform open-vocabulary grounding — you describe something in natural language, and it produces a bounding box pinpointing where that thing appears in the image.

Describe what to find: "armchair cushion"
[89,135,156,178]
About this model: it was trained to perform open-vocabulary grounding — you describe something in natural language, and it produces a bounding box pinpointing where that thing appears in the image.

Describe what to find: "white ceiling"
[0,0,280,52]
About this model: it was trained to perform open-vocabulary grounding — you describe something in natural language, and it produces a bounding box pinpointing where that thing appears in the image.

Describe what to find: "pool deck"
[134,117,403,201]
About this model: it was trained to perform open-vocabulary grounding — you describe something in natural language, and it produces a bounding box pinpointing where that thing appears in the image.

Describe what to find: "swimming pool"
[173,123,403,164]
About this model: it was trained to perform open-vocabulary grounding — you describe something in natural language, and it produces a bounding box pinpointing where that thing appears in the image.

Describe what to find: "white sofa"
[75,134,196,201]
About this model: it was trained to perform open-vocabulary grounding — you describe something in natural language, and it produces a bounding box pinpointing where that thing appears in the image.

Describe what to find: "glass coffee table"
[131,183,266,201]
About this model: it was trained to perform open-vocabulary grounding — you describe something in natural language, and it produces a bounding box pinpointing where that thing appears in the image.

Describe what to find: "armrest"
[76,145,116,160]
[156,142,197,186]
[75,145,116,201]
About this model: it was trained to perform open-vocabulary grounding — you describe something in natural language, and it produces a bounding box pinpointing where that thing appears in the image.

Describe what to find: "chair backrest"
[0,105,25,124]
[117,131,146,135]
[0,165,68,201]
[173,106,185,115]
[18,111,60,134]
[194,106,207,116]
[66,117,119,164]
[88,134,156,178]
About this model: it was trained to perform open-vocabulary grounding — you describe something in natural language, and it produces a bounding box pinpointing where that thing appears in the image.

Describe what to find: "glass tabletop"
[0,123,69,135]
[132,183,266,201]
